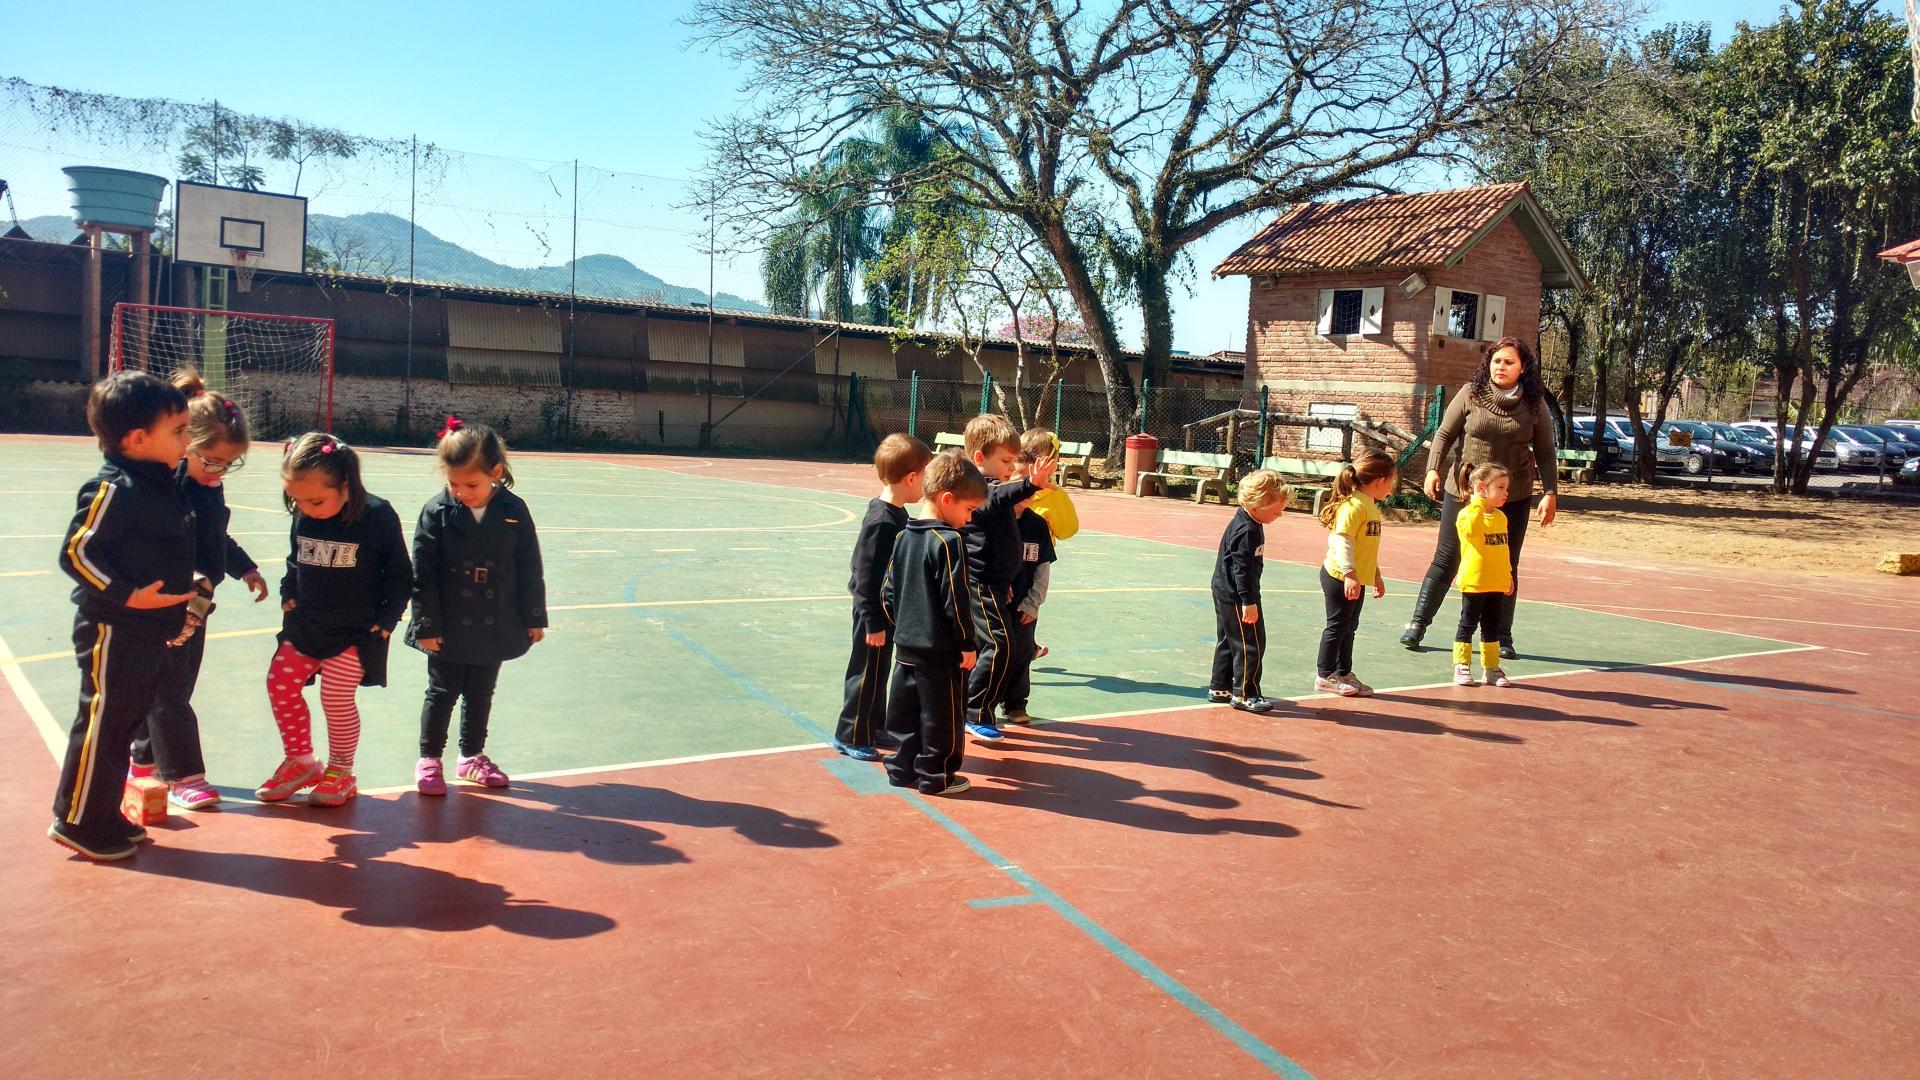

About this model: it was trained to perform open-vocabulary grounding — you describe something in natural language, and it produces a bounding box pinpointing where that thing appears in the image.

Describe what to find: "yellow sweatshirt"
[1322,492,1383,584]
[1455,497,1513,594]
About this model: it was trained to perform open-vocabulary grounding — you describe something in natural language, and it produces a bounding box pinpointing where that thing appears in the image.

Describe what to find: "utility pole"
[701,184,716,448]
[566,158,578,446]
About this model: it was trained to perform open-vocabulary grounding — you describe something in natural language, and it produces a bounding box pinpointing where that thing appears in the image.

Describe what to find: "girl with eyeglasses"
[127,368,269,810]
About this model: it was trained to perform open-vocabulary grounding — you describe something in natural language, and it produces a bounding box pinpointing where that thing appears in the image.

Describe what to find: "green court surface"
[0,441,1798,793]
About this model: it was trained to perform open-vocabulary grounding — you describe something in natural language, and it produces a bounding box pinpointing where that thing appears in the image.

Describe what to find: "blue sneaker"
[965,721,1005,742]
[832,740,882,762]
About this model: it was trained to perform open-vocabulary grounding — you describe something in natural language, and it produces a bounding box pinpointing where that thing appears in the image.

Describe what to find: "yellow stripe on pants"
[66,624,111,825]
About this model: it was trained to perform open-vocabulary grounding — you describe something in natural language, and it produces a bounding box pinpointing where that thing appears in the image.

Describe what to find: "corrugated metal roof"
[1214,182,1552,278]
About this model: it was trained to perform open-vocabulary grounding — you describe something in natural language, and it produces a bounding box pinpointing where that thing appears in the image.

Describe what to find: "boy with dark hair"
[958,414,1057,741]
[834,433,934,761]
[50,371,199,861]
[883,452,989,795]
[998,428,1061,726]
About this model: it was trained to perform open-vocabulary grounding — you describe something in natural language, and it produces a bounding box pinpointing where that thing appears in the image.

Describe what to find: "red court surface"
[7,445,1918,1078]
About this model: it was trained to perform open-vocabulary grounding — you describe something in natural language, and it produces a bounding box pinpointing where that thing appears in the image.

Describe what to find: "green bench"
[1557,448,1598,484]
[1138,449,1234,504]
[933,432,966,451]
[1056,439,1095,487]
[1260,455,1348,517]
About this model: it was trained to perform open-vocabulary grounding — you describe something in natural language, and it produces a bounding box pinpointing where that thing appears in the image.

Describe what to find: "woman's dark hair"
[435,416,515,488]
[87,370,188,453]
[281,432,369,523]
[1469,336,1547,402]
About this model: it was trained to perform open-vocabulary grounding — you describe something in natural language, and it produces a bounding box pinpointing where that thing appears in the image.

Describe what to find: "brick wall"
[1239,215,1547,458]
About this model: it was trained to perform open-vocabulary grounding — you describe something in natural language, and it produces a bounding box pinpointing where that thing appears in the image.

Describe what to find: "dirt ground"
[1521,481,1919,578]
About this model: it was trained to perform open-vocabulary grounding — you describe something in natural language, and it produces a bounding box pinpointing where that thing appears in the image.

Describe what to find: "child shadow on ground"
[126,843,617,939]
[1299,700,1528,743]
[1506,659,1853,696]
[964,752,1304,839]
[999,721,1360,810]
[1511,682,1726,713]
[329,780,839,866]
[1034,666,1213,700]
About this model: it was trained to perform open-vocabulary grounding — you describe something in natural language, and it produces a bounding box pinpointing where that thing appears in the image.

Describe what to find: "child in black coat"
[406,420,548,793]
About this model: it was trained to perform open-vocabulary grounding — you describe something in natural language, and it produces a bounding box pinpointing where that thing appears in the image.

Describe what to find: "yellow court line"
[0,570,52,578]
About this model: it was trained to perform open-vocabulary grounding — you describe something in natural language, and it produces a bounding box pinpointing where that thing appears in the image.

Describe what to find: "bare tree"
[690,0,1626,451]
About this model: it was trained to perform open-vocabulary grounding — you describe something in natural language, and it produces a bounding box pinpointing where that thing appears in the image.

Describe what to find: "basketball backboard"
[174,181,307,273]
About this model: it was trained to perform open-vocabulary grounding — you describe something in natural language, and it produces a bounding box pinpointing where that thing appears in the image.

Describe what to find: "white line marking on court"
[569,549,618,554]
[356,742,827,795]
[1832,648,1872,657]
[1549,601,1909,638]
[0,570,51,578]
[0,631,67,760]
[654,548,695,553]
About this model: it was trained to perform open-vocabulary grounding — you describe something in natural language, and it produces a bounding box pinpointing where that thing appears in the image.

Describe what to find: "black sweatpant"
[1210,596,1267,699]
[885,648,965,793]
[129,626,208,781]
[835,606,894,749]
[1411,493,1533,642]
[418,656,502,758]
[964,583,1015,724]
[54,620,169,842]
[1001,613,1037,713]
[1455,592,1500,645]
[1318,572,1366,678]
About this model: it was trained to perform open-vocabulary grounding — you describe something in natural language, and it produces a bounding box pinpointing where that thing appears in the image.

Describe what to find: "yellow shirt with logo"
[1321,492,1384,584]
[1455,497,1513,594]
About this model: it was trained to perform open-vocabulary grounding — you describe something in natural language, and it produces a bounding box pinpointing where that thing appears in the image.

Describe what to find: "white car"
[1826,427,1888,470]
[1732,421,1841,470]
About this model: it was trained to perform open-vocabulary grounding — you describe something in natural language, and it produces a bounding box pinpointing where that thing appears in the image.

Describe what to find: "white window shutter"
[1480,294,1507,341]
[1316,290,1335,335]
[1360,287,1385,335]
[1430,286,1454,336]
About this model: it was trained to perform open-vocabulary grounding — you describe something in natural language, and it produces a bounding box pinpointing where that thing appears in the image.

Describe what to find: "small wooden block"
[122,776,168,825]
[1876,552,1920,575]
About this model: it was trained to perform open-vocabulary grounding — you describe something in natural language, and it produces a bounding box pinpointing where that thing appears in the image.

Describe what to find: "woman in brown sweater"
[1400,337,1559,655]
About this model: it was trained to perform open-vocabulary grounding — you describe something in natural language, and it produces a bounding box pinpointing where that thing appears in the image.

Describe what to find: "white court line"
[0,632,69,760]
[357,742,825,796]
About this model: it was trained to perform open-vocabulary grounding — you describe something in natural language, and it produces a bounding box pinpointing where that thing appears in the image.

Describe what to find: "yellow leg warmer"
[1480,642,1502,672]
[1452,641,1472,666]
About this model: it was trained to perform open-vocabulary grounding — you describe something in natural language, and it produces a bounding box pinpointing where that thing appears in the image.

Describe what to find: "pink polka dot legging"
[267,641,363,768]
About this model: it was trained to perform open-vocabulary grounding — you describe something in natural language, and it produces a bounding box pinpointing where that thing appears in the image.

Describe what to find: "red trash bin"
[1123,433,1160,495]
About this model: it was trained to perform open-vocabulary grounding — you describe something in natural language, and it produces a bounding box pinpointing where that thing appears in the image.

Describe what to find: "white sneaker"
[1485,668,1513,688]
[1453,664,1478,687]
[1342,674,1373,697]
[1313,675,1360,698]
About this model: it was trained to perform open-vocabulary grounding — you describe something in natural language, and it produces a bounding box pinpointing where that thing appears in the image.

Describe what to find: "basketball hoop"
[230,249,259,294]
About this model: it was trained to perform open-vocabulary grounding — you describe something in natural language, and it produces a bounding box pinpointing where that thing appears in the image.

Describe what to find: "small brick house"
[1214,182,1584,455]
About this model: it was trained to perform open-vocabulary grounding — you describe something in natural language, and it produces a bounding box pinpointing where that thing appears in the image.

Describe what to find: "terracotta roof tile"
[1214,183,1532,276]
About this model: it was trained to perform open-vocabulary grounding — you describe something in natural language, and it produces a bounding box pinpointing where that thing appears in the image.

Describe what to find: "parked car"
[1884,418,1920,437]
[1903,456,1920,486]
[1586,415,1687,468]
[1659,420,1760,474]
[1832,426,1898,471]
[1734,421,1843,470]
[1858,424,1920,460]
[1567,418,1628,467]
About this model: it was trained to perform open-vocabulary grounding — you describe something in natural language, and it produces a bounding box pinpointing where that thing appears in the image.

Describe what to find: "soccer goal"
[110,303,335,437]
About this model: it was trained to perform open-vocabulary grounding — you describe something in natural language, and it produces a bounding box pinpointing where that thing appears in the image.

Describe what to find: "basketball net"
[231,249,258,294]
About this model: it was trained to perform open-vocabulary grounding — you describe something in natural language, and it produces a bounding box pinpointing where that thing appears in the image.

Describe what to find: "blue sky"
[2,0,1904,351]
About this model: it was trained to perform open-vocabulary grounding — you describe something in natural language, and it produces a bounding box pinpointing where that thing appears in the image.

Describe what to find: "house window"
[1330,290,1364,335]
[1317,287,1385,337]
[1306,402,1357,453]
[1448,290,1480,340]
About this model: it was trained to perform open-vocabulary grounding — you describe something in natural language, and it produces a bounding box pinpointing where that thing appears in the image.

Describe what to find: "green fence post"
[907,371,920,436]
[1053,385,1063,435]
[1137,379,1151,432]
[1257,384,1269,460]
[980,371,993,414]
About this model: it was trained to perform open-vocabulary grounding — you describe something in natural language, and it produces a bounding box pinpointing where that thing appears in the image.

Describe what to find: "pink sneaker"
[416,758,447,797]
[255,757,323,802]
[456,753,510,788]
[167,776,222,810]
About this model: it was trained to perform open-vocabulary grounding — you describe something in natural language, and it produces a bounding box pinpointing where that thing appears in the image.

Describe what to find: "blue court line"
[656,620,1315,1080]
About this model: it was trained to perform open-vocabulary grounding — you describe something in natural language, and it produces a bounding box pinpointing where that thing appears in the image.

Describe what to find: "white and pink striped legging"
[267,641,363,768]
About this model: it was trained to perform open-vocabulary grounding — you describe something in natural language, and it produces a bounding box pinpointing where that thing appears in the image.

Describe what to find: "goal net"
[110,303,334,438]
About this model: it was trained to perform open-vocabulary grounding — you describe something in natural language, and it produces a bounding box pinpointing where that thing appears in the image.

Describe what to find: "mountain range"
[9,211,766,313]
